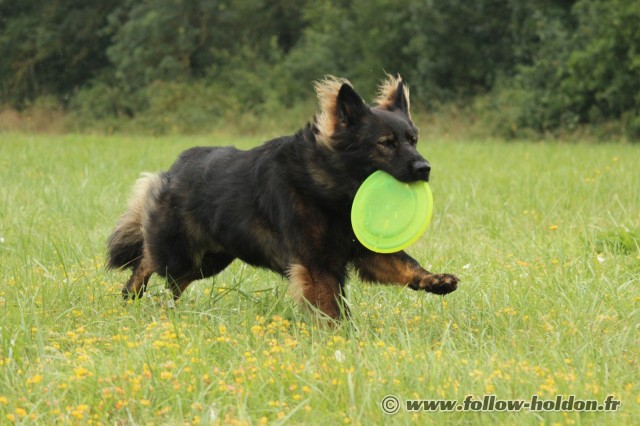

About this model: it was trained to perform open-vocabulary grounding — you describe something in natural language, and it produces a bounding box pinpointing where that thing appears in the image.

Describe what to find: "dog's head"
[314,74,429,183]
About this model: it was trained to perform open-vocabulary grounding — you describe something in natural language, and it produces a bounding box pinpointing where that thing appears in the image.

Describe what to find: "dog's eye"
[377,137,396,149]
[407,134,418,146]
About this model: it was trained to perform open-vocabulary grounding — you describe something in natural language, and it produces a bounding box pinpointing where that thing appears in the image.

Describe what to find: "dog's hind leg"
[167,252,235,300]
[122,250,155,300]
[287,264,349,321]
[354,251,458,295]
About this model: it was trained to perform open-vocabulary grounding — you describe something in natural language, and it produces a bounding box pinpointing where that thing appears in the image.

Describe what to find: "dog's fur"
[107,74,458,320]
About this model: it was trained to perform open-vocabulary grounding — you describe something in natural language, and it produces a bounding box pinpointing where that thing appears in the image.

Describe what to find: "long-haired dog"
[107,74,458,320]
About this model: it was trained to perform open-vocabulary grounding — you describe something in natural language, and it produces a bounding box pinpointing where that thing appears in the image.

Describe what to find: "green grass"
[0,133,638,425]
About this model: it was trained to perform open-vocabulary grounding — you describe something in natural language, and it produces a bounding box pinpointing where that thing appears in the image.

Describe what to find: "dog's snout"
[411,160,431,181]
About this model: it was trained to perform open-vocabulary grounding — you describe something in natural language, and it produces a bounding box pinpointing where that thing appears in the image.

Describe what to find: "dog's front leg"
[287,264,349,320]
[355,251,458,295]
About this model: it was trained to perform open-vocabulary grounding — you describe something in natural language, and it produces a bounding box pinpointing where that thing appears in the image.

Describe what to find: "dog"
[107,74,458,320]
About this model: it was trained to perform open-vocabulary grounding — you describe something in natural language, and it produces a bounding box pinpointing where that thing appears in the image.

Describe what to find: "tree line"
[1,0,639,138]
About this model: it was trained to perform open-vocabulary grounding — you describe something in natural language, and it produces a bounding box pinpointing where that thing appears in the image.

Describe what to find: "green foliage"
[0,0,119,104]
[104,0,206,88]
[502,0,640,137]
[69,80,140,120]
[0,0,639,138]
[405,0,518,101]
[567,1,640,121]
[270,0,414,104]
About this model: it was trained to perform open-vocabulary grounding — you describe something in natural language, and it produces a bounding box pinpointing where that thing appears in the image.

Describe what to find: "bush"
[501,0,640,138]
[3,0,640,139]
[0,96,67,133]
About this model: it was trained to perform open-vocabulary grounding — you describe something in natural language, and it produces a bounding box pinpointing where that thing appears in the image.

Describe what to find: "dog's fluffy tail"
[107,173,164,270]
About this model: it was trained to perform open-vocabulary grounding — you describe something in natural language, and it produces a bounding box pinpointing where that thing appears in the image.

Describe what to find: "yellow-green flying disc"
[351,170,433,253]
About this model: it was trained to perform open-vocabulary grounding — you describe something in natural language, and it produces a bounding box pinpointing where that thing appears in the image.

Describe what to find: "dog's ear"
[314,76,366,148]
[336,83,367,127]
[374,74,411,117]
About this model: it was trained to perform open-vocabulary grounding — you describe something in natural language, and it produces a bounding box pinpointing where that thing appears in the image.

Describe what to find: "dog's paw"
[412,273,458,295]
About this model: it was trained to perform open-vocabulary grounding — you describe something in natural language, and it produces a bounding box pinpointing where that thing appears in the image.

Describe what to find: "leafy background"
[1,0,639,138]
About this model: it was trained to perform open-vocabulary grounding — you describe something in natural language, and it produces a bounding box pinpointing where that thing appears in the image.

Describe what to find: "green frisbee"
[351,170,433,253]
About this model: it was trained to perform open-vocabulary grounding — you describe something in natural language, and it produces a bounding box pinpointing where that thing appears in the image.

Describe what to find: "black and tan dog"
[107,75,458,320]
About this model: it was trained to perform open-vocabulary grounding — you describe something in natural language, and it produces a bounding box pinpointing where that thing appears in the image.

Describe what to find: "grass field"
[0,133,638,425]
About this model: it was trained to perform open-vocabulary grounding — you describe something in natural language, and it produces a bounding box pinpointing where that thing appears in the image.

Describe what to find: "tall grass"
[0,134,638,425]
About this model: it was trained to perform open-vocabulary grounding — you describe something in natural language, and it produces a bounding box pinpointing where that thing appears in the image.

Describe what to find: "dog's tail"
[107,172,164,270]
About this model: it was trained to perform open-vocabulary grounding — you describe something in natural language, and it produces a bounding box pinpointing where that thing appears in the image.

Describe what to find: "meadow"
[0,133,638,425]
